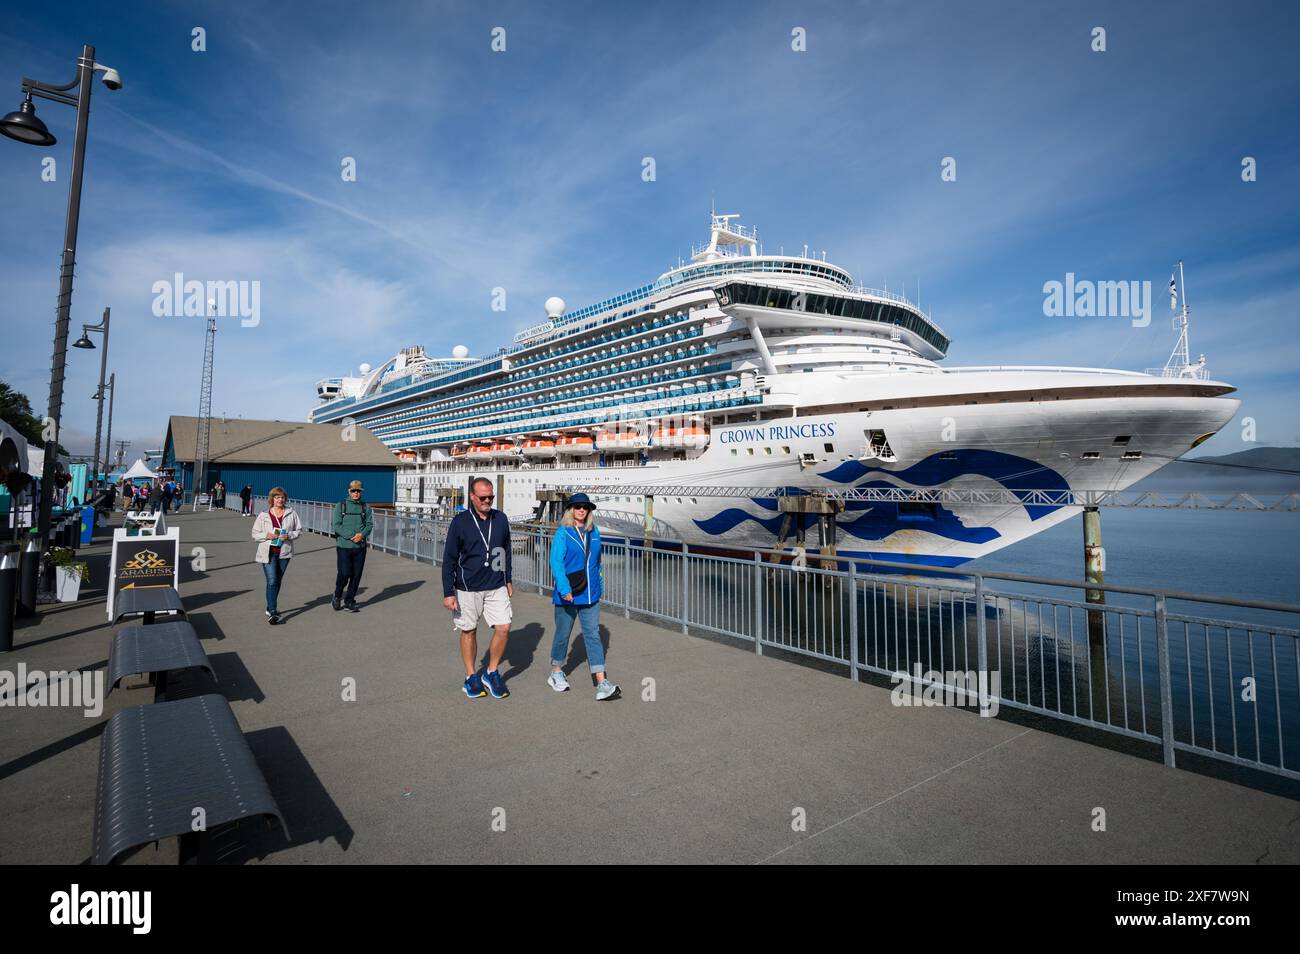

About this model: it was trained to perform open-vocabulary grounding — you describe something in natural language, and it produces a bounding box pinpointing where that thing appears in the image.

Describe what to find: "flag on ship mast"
[1169,272,1178,311]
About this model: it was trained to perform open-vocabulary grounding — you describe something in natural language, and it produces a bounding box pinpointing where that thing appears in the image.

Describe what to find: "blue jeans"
[262,554,290,613]
[551,602,604,672]
[335,546,366,603]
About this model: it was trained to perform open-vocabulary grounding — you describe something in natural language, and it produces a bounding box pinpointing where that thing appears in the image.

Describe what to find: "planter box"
[55,566,83,603]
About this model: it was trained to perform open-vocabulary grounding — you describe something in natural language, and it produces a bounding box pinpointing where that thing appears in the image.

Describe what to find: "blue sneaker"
[462,673,486,698]
[482,669,509,699]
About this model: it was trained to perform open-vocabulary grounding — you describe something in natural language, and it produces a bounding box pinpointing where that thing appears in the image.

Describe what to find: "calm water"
[968,508,1300,607]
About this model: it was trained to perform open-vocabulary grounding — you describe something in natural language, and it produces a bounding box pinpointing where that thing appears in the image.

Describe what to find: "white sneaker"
[547,670,571,692]
[595,679,621,701]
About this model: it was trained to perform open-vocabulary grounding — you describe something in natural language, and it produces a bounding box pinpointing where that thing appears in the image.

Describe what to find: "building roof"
[165,416,397,468]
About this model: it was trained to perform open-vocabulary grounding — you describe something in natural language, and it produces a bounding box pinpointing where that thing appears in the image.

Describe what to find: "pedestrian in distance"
[331,479,372,612]
[240,483,253,516]
[121,481,133,512]
[252,486,302,625]
[213,479,226,510]
[147,479,163,514]
[441,476,513,699]
[159,478,173,514]
[548,494,620,700]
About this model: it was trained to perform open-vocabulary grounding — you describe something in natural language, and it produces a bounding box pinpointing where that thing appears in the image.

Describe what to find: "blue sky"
[1,0,1297,465]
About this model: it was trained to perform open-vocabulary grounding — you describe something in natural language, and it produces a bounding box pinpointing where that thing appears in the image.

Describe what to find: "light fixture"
[0,94,55,146]
[73,332,95,349]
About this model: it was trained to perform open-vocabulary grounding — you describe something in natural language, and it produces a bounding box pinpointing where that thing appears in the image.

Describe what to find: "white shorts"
[452,587,512,631]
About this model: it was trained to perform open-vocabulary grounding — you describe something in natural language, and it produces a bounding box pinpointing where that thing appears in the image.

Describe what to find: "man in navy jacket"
[442,476,513,699]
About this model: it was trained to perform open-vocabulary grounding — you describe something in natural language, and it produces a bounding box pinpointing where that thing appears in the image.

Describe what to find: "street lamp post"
[1,44,121,548]
[73,306,110,490]
[101,372,115,487]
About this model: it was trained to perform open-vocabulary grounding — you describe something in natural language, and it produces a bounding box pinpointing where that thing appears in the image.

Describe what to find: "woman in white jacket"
[252,486,302,625]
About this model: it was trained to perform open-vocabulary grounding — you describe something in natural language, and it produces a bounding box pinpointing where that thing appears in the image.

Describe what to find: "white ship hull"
[398,389,1238,566]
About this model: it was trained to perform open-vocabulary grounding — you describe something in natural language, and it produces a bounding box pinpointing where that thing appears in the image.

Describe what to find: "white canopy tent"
[120,459,158,481]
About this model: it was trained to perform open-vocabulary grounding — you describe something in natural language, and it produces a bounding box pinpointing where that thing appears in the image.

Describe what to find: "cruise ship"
[310,214,1239,566]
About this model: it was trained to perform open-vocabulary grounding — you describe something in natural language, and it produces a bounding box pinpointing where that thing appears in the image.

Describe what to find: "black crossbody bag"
[566,528,592,597]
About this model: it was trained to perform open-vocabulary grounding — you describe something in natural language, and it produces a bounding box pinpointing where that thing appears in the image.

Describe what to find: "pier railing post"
[680,543,690,635]
[753,551,763,655]
[848,561,858,681]
[623,541,631,619]
[975,573,989,714]
[1155,594,1176,768]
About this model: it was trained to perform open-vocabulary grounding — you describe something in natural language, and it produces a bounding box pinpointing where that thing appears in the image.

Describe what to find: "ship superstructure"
[310,214,1239,565]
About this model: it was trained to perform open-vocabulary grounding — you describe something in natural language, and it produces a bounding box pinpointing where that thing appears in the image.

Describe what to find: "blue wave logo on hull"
[690,449,1070,545]
[819,449,1070,521]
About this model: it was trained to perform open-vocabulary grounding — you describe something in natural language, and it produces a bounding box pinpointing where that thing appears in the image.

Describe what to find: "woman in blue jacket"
[548,494,620,700]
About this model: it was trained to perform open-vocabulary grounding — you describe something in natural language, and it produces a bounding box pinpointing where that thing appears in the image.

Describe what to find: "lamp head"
[0,94,55,146]
[73,333,95,350]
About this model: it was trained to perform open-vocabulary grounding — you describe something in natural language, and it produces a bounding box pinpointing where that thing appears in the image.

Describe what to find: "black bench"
[92,694,287,864]
[107,620,213,701]
[112,585,186,625]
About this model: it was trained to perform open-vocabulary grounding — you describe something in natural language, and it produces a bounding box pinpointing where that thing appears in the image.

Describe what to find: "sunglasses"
[572,504,591,511]
[476,494,494,501]
[349,489,362,493]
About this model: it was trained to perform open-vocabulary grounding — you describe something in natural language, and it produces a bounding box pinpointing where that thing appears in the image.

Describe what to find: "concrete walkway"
[1,508,1296,864]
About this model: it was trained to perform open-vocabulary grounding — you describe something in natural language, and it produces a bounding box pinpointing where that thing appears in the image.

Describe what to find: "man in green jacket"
[332,479,373,612]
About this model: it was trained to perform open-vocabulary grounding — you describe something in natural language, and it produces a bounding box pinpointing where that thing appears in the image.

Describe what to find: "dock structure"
[1,506,1297,865]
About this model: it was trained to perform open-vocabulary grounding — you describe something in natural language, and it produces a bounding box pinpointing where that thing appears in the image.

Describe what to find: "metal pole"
[1084,506,1108,715]
[102,372,114,489]
[848,560,858,681]
[36,44,96,551]
[0,544,18,651]
[680,542,689,635]
[17,535,40,617]
[88,307,109,489]
[1155,594,1176,768]
[752,551,763,655]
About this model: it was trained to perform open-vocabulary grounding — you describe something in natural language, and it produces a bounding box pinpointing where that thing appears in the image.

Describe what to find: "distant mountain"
[1133,446,1300,494]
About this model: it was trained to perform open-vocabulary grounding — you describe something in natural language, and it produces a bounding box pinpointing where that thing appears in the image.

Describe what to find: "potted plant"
[47,547,89,602]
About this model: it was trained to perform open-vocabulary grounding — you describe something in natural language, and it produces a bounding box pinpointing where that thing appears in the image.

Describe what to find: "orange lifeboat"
[490,442,517,460]
[467,444,494,460]
[449,446,467,460]
[680,426,709,450]
[556,435,596,456]
[521,439,557,459]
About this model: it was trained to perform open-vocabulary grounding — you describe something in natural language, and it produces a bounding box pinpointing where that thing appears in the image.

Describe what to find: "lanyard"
[472,511,494,568]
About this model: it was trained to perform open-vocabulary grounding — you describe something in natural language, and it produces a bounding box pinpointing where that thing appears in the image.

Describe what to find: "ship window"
[823,443,834,453]
[1113,435,1132,445]
[731,449,738,456]
[747,448,755,456]
[782,446,791,454]
[1121,451,1142,460]
[764,447,773,455]
[1082,452,1101,460]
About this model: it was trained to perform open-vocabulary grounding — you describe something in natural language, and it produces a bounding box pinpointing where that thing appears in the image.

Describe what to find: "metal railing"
[234,496,1300,782]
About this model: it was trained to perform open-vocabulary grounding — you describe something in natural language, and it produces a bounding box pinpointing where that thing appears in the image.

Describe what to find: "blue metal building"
[162,416,398,504]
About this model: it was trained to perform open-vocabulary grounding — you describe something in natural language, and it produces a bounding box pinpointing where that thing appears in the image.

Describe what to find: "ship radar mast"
[1160,260,1208,379]
[691,212,759,262]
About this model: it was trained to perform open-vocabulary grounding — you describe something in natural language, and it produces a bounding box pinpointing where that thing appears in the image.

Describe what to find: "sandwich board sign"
[107,527,180,620]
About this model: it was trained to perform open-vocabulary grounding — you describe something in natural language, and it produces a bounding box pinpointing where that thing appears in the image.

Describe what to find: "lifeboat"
[449,446,467,460]
[680,426,710,450]
[652,426,679,448]
[556,435,596,456]
[521,439,557,458]
[594,430,622,451]
[467,444,494,460]
[489,442,517,459]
